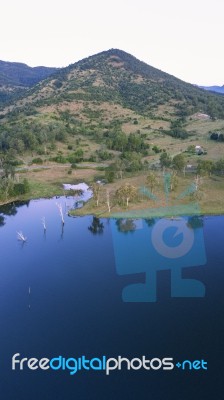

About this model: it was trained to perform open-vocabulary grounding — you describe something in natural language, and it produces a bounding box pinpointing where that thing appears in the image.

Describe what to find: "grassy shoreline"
[1,190,224,217]
[69,199,224,218]
[1,170,224,217]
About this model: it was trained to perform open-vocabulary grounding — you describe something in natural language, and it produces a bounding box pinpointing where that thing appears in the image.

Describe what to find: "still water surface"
[0,197,223,399]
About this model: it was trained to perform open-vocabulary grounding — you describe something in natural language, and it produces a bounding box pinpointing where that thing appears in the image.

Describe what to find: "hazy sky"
[1,0,223,85]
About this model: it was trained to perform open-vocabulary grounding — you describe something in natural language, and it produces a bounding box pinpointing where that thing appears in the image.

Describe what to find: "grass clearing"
[70,172,224,217]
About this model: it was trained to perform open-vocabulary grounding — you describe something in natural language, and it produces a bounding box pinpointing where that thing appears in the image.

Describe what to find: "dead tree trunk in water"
[56,203,65,225]
[42,217,47,231]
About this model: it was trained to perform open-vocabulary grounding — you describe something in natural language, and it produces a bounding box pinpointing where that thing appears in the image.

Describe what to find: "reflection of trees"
[17,200,30,208]
[144,218,155,227]
[88,217,104,235]
[0,215,5,227]
[0,203,17,216]
[187,216,204,229]
[0,200,30,217]
[0,200,31,228]
[116,219,136,233]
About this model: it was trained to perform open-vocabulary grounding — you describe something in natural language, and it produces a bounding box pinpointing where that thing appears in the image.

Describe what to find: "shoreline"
[1,192,224,218]
[1,172,224,218]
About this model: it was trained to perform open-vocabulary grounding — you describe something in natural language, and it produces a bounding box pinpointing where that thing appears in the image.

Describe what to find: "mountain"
[3,48,224,118]
[0,60,58,105]
[1,49,224,157]
[199,85,224,95]
[0,60,58,87]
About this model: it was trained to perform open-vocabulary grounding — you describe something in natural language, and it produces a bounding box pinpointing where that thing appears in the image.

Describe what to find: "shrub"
[32,157,43,164]
[10,179,30,196]
[105,169,115,183]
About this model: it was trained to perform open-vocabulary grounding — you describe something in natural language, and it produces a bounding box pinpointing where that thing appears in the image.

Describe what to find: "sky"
[1,0,224,86]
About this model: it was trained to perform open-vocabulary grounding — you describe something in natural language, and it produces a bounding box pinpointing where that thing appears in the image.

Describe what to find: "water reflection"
[0,200,30,222]
[60,223,64,240]
[0,198,211,304]
[0,214,5,227]
[116,219,137,233]
[187,215,204,229]
[144,218,155,227]
[0,199,223,400]
[112,216,207,302]
[0,200,31,228]
[0,202,18,216]
[88,217,104,235]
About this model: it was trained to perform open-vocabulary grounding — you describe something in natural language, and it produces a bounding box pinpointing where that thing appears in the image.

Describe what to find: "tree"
[106,131,127,151]
[106,190,111,213]
[121,152,143,172]
[172,153,185,172]
[91,182,101,207]
[197,160,213,176]
[113,159,126,179]
[218,133,224,142]
[213,158,224,175]
[194,175,203,192]
[187,145,195,153]
[152,145,160,154]
[116,184,137,207]
[0,156,15,179]
[0,177,14,200]
[159,152,172,169]
[146,172,158,194]
[105,168,115,183]
[210,132,219,140]
[0,156,17,200]
[169,172,178,191]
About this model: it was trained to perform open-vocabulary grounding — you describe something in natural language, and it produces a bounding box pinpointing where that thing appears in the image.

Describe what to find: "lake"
[0,197,223,399]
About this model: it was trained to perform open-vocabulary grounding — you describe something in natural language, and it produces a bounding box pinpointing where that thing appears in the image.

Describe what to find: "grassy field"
[0,164,102,206]
[1,158,224,217]
[69,172,224,218]
[1,112,224,213]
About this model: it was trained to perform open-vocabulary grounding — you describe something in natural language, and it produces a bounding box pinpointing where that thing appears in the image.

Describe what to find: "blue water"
[0,198,223,400]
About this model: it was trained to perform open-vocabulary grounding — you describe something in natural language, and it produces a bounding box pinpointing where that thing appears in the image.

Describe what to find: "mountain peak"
[1,49,224,119]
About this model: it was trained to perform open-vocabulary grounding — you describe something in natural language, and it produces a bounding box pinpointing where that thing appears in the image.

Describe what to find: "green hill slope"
[0,60,57,105]
[1,49,224,157]
[13,48,223,118]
